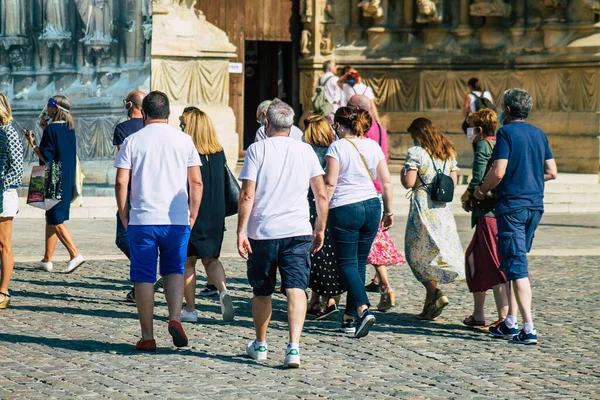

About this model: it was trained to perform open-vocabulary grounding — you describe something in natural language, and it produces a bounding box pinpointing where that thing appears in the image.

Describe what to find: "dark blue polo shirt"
[113,118,144,147]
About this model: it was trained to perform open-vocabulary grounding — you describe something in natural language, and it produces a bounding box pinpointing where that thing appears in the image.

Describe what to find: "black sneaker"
[340,320,356,334]
[126,288,135,302]
[154,278,164,293]
[199,283,218,298]
[316,304,339,321]
[355,309,376,338]
[365,280,380,293]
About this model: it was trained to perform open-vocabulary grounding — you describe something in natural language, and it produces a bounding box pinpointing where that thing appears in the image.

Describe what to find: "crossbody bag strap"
[376,122,382,146]
[344,138,373,181]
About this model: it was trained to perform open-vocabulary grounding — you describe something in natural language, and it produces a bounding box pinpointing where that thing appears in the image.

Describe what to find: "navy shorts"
[496,208,543,281]
[128,225,190,283]
[247,235,312,296]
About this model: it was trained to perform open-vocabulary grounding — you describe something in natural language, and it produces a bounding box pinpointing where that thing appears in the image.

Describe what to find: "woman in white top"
[324,107,393,338]
[461,78,494,119]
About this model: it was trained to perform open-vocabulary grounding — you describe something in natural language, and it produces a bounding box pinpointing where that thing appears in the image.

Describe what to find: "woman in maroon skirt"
[460,109,508,329]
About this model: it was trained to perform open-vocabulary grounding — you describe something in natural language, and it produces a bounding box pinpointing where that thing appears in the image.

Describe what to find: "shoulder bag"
[224,163,240,217]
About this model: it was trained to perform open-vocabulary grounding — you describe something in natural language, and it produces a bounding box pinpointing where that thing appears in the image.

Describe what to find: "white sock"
[256,340,267,348]
[523,322,536,334]
[504,315,518,328]
[287,342,299,350]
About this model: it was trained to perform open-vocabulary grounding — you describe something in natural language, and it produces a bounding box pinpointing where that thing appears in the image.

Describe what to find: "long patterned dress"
[403,146,465,283]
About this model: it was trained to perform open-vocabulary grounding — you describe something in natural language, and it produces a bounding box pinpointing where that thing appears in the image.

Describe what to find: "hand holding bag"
[224,163,240,217]
[27,161,63,210]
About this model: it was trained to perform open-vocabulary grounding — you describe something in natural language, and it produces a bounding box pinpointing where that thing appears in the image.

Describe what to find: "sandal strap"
[0,292,9,297]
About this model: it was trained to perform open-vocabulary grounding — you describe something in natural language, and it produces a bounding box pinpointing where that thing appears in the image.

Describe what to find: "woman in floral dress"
[401,118,464,320]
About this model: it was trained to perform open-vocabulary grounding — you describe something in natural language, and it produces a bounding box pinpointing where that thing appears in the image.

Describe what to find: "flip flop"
[463,315,486,327]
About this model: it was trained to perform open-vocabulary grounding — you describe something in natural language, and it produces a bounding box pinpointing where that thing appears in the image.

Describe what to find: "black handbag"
[224,163,240,217]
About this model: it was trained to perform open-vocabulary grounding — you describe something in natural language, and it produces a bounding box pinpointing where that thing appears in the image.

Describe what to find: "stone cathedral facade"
[299,0,600,172]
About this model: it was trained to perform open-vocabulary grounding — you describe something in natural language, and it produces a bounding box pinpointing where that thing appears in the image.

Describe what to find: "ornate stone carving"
[40,0,72,49]
[540,0,568,22]
[76,0,116,49]
[416,0,442,24]
[0,0,27,37]
[582,0,600,14]
[300,29,312,54]
[357,0,384,19]
[470,0,512,17]
[321,29,333,55]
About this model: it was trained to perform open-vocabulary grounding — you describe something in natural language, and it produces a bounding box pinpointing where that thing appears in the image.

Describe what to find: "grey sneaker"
[220,292,235,321]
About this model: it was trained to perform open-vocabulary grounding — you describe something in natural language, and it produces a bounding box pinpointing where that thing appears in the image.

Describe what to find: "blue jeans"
[330,197,381,317]
[496,208,543,281]
[116,211,130,259]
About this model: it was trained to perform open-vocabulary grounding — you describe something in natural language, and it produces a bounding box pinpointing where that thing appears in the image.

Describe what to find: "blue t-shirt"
[492,121,553,216]
[113,118,144,146]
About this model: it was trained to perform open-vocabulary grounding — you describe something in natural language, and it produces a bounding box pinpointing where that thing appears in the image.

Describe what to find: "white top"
[319,72,343,112]
[468,91,493,113]
[254,125,304,142]
[326,137,385,209]
[341,82,375,107]
[114,123,202,226]
[239,136,325,240]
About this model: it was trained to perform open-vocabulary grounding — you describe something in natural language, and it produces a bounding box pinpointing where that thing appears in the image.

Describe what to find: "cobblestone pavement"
[0,214,599,399]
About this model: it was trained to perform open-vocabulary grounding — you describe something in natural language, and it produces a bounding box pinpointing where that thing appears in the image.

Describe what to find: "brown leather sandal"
[0,292,10,309]
[463,315,486,327]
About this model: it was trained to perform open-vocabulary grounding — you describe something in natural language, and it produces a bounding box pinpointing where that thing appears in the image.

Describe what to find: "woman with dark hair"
[462,78,494,119]
[179,106,234,322]
[0,94,24,308]
[325,107,393,338]
[460,109,508,329]
[401,118,464,320]
[25,95,84,274]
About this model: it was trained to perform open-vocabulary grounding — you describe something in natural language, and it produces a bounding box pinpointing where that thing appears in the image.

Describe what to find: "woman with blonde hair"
[25,95,84,273]
[179,106,234,322]
[303,115,342,320]
[0,94,24,308]
[460,109,508,329]
[325,107,394,338]
[401,118,464,320]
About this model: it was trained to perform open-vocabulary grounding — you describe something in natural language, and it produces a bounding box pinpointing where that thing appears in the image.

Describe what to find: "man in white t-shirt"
[114,91,203,352]
[238,99,328,368]
[319,60,342,114]
[254,99,304,142]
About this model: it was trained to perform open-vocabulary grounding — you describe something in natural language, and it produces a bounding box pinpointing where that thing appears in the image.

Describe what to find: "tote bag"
[26,162,63,210]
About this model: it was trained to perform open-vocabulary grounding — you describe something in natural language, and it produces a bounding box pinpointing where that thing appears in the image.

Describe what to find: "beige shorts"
[0,190,19,218]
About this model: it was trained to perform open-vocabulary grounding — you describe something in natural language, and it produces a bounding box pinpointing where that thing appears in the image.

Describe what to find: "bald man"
[114,90,146,150]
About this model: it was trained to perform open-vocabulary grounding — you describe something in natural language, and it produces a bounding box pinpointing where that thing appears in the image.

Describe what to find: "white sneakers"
[36,255,85,274]
[283,347,301,368]
[220,292,235,322]
[181,309,198,323]
[35,261,53,272]
[246,340,301,368]
[64,255,85,273]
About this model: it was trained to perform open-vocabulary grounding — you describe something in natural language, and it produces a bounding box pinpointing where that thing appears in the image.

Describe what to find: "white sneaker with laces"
[63,254,85,273]
[220,291,235,322]
[246,340,268,361]
[283,347,301,368]
[35,261,53,272]
[181,309,198,323]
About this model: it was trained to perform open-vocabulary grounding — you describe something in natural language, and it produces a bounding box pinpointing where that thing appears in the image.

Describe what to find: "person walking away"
[325,107,394,337]
[25,95,84,273]
[348,94,405,311]
[254,99,303,142]
[114,91,203,351]
[313,60,342,123]
[460,109,508,329]
[238,99,328,368]
[0,94,24,309]
[179,107,234,323]
[475,88,557,345]
[401,118,464,320]
[303,115,343,320]
[461,77,495,136]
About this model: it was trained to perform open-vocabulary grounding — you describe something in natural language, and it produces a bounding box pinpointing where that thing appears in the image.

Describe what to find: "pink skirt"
[368,226,406,266]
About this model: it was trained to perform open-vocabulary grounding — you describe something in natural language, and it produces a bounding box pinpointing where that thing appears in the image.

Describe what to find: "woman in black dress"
[179,107,234,323]
[304,116,343,320]
[25,95,84,274]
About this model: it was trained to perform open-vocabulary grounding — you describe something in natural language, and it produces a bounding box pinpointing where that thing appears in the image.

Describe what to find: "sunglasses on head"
[47,98,70,113]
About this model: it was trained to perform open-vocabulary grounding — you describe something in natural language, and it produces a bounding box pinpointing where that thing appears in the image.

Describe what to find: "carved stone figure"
[321,29,333,55]
[300,29,312,54]
[540,0,568,21]
[324,0,335,21]
[470,0,512,17]
[357,0,384,19]
[416,0,442,23]
[0,0,27,36]
[41,0,72,40]
[8,47,24,68]
[76,0,115,42]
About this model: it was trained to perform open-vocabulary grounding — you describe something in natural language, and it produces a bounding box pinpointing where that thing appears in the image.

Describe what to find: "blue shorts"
[247,235,312,296]
[128,225,190,283]
[496,208,543,281]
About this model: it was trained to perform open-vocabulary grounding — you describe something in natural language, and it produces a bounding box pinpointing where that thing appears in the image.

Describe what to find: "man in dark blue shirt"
[475,88,557,345]
[114,90,146,301]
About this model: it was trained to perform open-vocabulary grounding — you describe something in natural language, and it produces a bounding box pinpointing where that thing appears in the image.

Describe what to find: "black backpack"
[471,91,496,112]
[418,153,454,203]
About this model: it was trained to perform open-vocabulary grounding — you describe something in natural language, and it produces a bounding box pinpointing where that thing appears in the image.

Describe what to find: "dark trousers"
[116,211,130,260]
[330,197,381,317]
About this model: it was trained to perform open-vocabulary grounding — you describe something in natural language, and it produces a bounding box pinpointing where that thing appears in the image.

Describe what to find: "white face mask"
[466,127,479,143]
